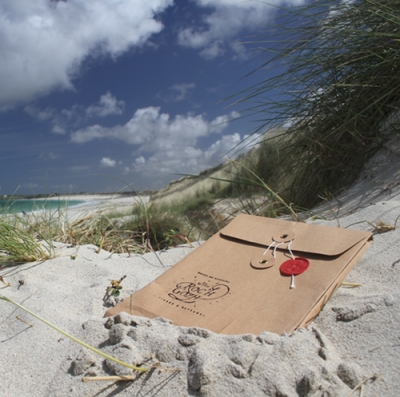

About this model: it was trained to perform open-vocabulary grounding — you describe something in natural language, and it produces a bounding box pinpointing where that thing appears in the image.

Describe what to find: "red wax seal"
[280,257,309,276]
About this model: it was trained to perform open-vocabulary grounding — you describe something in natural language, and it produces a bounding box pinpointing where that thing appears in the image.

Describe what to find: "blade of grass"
[0,294,147,373]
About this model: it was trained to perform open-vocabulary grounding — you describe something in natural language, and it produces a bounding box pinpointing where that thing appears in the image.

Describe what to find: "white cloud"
[130,132,247,179]
[71,107,238,151]
[0,0,173,108]
[25,92,125,134]
[86,92,125,117]
[25,104,79,134]
[71,106,245,181]
[211,112,239,133]
[26,106,56,122]
[178,0,305,59]
[203,132,242,162]
[135,156,146,164]
[100,157,117,167]
[166,83,196,102]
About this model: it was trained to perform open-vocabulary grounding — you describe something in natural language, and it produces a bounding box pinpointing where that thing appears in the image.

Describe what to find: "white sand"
[32,194,150,222]
[1,139,400,396]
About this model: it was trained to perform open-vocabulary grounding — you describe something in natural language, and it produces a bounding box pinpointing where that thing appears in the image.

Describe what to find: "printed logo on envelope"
[168,281,229,304]
[168,272,230,304]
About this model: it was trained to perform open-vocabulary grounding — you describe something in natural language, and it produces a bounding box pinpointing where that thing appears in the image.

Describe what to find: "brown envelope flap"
[220,214,372,256]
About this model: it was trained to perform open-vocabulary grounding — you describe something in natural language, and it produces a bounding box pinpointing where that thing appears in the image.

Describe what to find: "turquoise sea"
[0,199,85,214]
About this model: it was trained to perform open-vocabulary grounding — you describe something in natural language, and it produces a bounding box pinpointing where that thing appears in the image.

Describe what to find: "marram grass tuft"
[233,0,400,208]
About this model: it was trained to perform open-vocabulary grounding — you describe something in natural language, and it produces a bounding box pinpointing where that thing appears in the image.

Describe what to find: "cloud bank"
[71,106,242,181]
[0,0,306,109]
[0,0,172,108]
[71,107,236,146]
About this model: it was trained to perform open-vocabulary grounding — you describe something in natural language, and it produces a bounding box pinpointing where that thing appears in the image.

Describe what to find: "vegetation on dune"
[0,221,54,264]
[0,195,226,265]
[233,0,400,208]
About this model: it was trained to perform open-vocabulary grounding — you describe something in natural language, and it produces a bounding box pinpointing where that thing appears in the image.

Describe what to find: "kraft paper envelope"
[105,214,372,335]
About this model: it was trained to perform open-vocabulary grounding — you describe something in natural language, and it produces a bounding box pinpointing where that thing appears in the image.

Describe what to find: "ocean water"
[0,199,85,214]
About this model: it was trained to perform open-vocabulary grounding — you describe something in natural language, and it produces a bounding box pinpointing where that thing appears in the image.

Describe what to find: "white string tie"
[287,239,295,260]
[263,241,285,258]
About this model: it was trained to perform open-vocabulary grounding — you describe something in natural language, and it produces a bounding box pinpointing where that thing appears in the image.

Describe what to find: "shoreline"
[42,194,151,221]
[0,194,151,221]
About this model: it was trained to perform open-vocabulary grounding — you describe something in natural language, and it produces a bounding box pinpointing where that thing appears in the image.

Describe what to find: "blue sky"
[0,0,303,195]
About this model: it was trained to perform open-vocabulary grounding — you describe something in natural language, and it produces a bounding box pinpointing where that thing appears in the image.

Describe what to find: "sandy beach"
[33,194,151,222]
[1,138,400,396]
